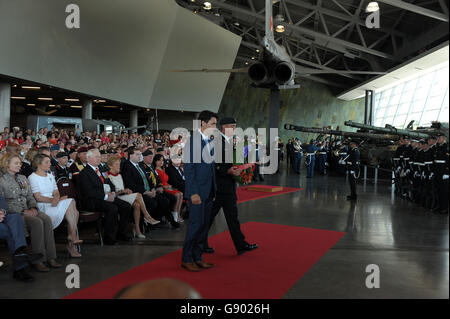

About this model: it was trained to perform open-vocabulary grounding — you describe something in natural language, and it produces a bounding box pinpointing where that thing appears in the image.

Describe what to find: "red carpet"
[64,222,345,299]
[237,185,303,204]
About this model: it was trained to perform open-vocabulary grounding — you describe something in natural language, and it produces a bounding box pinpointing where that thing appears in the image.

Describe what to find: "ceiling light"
[256,49,260,53]
[366,2,379,12]
[12,84,17,88]
[274,14,285,33]
[27,103,35,106]
[234,22,240,26]
[65,98,79,102]
[214,13,220,16]
[245,62,249,65]
[203,2,212,10]
[251,57,255,60]
[22,86,40,90]
[70,105,82,108]
[38,97,53,101]
[11,96,26,100]
[276,25,285,33]
[49,104,56,107]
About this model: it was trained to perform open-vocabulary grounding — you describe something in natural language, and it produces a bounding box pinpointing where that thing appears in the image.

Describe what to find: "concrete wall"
[218,73,365,143]
[0,0,240,112]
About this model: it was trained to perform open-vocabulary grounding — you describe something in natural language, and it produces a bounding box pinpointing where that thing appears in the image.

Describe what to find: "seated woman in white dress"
[106,156,159,239]
[28,154,82,258]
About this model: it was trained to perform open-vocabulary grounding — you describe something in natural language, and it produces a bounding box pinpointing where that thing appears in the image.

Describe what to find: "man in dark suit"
[203,117,258,255]
[79,148,133,245]
[181,111,217,272]
[166,159,185,195]
[121,147,180,229]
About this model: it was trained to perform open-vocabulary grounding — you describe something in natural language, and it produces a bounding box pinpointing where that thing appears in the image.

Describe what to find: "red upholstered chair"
[57,177,104,246]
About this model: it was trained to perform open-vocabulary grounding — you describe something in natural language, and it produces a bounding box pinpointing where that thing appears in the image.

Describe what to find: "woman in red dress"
[152,154,184,223]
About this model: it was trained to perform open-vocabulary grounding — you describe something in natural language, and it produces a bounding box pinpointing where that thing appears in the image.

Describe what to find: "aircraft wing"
[169,67,249,73]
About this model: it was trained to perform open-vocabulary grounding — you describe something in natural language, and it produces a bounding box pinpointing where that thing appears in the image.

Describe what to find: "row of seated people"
[0,146,186,282]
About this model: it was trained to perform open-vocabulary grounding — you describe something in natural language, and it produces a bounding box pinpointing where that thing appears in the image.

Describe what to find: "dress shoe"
[181,262,201,272]
[170,221,181,229]
[204,246,215,254]
[238,243,258,255]
[195,260,215,269]
[48,259,62,268]
[33,262,50,272]
[13,269,34,282]
[13,251,43,264]
[116,234,133,242]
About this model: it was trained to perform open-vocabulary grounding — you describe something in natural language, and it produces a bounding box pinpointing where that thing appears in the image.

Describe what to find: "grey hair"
[86,148,100,161]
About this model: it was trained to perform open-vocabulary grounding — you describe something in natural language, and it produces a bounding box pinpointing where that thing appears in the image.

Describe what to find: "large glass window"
[373,64,449,128]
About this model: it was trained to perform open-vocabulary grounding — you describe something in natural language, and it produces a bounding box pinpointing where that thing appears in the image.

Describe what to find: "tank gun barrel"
[344,121,433,139]
[284,124,400,140]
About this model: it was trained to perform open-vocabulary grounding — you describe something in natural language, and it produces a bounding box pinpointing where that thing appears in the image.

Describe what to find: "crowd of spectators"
[0,126,186,282]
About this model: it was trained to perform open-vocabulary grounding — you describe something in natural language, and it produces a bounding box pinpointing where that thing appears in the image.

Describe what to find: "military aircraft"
[170,0,386,90]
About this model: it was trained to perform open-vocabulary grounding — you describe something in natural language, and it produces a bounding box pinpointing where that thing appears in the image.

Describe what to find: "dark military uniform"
[393,142,405,195]
[346,144,360,201]
[432,139,449,214]
[51,164,70,181]
[422,144,435,209]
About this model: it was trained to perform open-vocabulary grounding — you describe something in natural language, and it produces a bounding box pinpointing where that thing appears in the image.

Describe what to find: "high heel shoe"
[66,244,82,258]
[144,217,160,226]
[132,230,146,239]
[68,236,83,245]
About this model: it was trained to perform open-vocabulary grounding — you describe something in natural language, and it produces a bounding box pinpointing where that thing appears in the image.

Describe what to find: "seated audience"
[0,153,61,272]
[153,154,184,223]
[78,149,133,245]
[121,147,179,229]
[28,154,82,258]
[107,156,160,239]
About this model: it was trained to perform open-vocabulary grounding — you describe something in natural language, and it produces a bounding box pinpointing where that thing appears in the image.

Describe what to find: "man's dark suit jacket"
[215,135,236,196]
[78,164,116,211]
[121,160,151,194]
[183,131,217,201]
[166,163,185,194]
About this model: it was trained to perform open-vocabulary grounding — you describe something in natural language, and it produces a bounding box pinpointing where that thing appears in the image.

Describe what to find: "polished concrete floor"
[0,161,448,299]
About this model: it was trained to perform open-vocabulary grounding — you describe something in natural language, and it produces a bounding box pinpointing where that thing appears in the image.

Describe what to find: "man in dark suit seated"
[121,147,180,229]
[0,196,42,282]
[166,158,185,195]
[79,148,133,245]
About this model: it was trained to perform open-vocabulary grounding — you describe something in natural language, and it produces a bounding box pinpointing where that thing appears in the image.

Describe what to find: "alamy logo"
[66,4,80,29]
[65,264,80,288]
[366,10,380,29]
[365,264,380,288]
